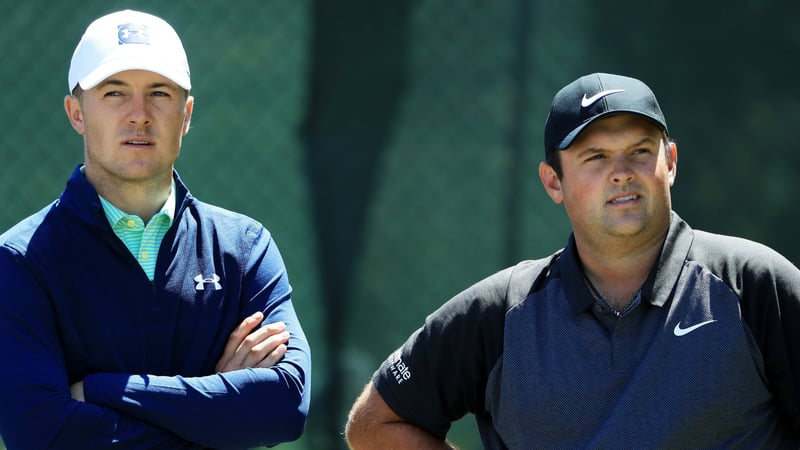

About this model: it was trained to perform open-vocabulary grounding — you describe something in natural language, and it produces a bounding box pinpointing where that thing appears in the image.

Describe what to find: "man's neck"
[576,233,666,308]
[85,169,172,223]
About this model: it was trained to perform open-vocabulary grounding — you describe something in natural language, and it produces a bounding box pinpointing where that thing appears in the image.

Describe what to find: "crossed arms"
[0,229,311,449]
[69,310,290,399]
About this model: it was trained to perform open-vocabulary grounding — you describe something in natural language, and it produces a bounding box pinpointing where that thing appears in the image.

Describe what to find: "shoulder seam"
[506,251,561,307]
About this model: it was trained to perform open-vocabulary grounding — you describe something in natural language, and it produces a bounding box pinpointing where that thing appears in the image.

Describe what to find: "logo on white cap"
[118,23,150,45]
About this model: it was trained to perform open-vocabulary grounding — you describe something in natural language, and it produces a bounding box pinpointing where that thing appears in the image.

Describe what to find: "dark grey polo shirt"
[373,212,800,448]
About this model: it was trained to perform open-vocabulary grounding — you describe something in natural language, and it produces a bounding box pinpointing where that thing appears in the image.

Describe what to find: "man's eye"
[585,154,604,162]
[104,91,122,97]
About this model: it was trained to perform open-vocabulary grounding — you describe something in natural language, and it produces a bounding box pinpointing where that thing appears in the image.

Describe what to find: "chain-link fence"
[3,1,799,449]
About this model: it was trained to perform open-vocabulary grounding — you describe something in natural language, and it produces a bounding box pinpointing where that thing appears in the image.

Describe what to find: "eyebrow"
[94,79,177,91]
[576,136,659,158]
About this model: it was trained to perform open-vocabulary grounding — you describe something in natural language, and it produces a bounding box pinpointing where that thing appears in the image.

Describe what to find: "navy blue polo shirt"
[373,212,800,448]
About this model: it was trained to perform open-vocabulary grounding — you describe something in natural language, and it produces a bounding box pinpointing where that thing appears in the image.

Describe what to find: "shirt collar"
[98,180,177,228]
[557,212,692,315]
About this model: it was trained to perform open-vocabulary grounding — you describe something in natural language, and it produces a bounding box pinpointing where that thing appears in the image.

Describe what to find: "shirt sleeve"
[0,247,201,450]
[372,266,515,439]
[82,229,312,449]
[694,230,800,435]
[736,244,800,432]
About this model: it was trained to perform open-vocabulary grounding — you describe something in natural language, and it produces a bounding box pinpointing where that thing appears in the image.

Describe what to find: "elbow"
[275,366,311,443]
[276,405,308,443]
[345,415,376,450]
[258,376,311,446]
[214,404,308,450]
[206,371,310,449]
[344,417,360,448]
[273,382,310,443]
[344,398,372,449]
[246,391,307,448]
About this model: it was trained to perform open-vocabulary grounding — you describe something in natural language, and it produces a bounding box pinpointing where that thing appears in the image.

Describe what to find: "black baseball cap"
[543,73,668,159]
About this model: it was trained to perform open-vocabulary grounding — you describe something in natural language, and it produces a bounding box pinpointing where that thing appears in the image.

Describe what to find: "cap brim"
[76,57,191,91]
[557,111,666,151]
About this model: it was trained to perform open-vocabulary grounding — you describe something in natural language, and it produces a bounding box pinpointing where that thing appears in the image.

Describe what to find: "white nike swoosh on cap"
[581,89,625,108]
[673,319,716,337]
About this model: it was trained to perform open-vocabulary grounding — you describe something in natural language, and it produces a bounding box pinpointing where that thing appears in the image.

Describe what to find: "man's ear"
[64,95,85,135]
[667,141,678,186]
[181,95,194,136]
[539,161,563,204]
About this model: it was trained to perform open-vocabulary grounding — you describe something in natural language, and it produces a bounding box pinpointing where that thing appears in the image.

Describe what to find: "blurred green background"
[2,1,799,449]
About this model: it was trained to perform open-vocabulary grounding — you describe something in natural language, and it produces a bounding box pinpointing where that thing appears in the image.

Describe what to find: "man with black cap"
[345,73,800,448]
[0,9,310,449]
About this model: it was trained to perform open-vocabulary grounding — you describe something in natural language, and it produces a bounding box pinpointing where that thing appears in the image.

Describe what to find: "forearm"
[0,388,200,449]
[347,421,457,450]
[346,381,456,450]
[0,356,201,448]
[85,351,310,449]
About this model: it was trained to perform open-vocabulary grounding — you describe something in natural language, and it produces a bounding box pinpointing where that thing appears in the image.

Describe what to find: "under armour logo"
[194,273,222,291]
[118,23,150,45]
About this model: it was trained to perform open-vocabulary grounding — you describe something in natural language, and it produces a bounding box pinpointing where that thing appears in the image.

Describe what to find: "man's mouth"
[124,139,152,146]
[610,194,638,204]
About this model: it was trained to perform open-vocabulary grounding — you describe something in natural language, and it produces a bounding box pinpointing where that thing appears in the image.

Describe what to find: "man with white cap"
[345,73,800,448]
[0,10,310,449]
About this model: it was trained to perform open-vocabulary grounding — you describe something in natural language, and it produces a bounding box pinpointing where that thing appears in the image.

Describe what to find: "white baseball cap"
[68,9,191,92]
